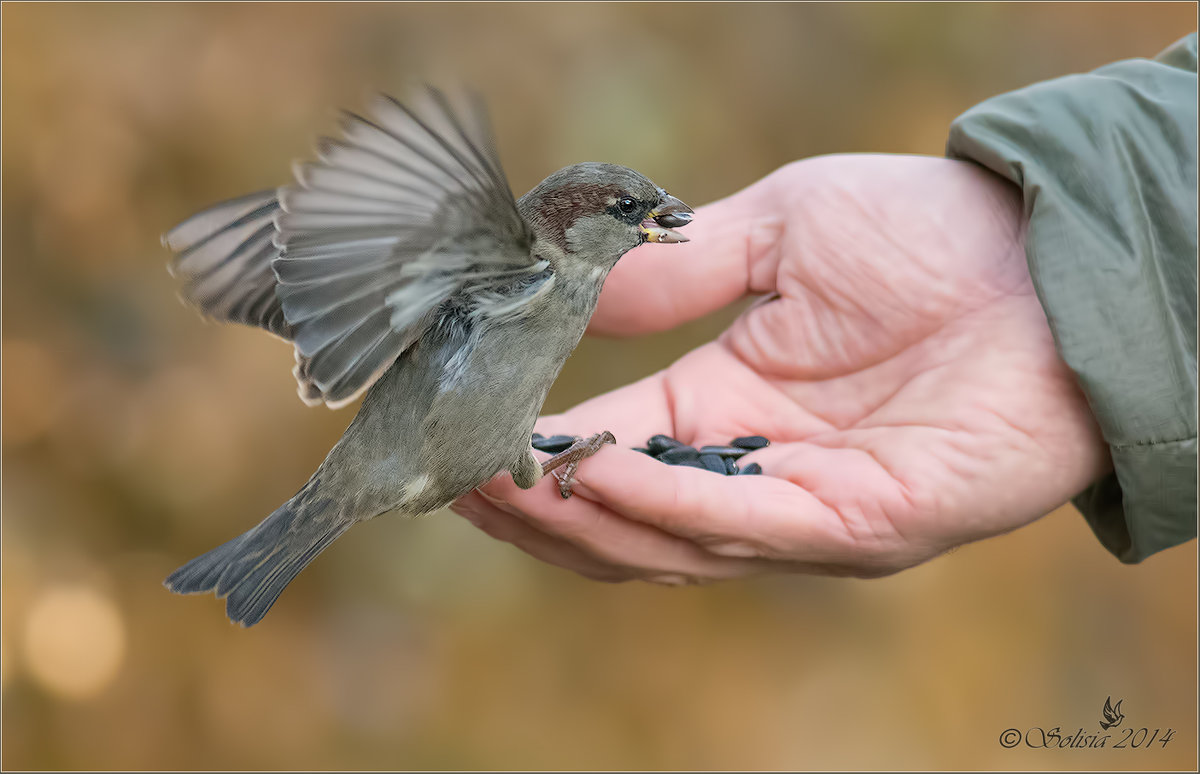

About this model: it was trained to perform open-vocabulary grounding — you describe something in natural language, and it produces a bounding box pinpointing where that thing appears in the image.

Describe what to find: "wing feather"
[163,191,292,339]
[273,86,539,407]
[163,86,544,408]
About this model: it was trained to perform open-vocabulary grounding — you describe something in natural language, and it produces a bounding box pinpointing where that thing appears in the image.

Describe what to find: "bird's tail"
[164,490,351,627]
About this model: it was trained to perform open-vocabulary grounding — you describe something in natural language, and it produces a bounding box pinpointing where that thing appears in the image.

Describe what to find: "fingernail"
[476,488,509,507]
[705,540,759,558]
[648,574,690,586]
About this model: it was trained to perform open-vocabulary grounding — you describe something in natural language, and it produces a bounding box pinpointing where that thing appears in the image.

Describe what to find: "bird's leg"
[539,431,616,499]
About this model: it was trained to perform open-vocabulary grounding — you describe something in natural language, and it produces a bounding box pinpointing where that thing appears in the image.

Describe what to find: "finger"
[560,446,870,565]
[589,174,784,337]
[478,462,771,582]
[452,491,633,582]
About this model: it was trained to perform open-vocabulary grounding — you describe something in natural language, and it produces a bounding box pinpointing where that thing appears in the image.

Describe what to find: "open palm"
[452,154,1111,583]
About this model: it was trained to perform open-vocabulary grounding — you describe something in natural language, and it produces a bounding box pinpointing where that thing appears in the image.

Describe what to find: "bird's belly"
[414,342,570,504]
[341,307,586,516]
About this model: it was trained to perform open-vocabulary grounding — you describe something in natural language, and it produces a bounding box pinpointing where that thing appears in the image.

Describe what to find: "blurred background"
[2,2,1196,770]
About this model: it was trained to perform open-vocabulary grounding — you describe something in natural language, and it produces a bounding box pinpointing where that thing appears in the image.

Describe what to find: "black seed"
[699,445,749,458]
[723,457,739,475]
[531,432,545,441]
[672,458,707,469]
[532,435,577,453]
[633,447,653,455]
[658,446,700,464]
[698,454,726,473]
[738,462,763,475]
[647,434,684,454]
[731,435,770,450]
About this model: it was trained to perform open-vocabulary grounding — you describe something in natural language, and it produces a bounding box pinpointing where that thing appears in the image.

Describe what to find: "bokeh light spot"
[23,585,126,701]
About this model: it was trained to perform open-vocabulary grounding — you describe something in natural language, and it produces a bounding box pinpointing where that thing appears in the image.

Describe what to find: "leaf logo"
[1099,696,1124,730]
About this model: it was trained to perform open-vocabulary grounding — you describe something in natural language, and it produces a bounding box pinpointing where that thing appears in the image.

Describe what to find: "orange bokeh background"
[3,3,1196,770]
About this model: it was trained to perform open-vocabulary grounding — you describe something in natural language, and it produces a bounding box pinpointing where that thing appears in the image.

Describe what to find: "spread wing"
[164,87,542,409]
[164,190,292,339]
[274,89,538,408]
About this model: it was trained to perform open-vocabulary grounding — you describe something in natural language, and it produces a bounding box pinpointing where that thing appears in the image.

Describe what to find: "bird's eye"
[617,197,637,214]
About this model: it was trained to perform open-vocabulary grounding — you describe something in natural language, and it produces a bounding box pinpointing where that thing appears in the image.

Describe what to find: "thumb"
[588,171,785,337]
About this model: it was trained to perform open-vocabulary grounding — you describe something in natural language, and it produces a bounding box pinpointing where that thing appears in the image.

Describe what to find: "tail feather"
[165,496,350,627]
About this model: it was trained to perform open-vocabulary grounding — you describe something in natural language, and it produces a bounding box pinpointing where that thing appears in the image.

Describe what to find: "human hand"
[452,154,1112,583]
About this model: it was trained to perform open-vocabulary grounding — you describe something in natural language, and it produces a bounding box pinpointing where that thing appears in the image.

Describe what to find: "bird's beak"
[640,192,694,243]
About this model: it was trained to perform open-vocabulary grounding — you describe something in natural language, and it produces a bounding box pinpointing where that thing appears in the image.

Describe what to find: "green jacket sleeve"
[945,34,1198,563]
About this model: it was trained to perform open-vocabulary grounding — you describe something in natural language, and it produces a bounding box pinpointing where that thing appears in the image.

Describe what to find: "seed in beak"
[653,211,693,229]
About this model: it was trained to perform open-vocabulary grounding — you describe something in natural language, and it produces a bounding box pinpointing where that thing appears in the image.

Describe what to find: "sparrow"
[161,87,693,626]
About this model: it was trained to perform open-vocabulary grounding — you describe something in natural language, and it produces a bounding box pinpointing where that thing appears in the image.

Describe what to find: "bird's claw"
[551,469,575,499]
[539,430,616,499]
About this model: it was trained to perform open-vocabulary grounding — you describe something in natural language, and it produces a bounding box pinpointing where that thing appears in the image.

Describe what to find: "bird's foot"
[539,431,616,499]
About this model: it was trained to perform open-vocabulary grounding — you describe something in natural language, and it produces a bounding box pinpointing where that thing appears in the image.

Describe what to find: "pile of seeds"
[531,433,767,476]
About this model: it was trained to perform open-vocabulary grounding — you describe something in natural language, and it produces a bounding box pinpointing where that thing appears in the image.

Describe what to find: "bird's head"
[518,162,693,268]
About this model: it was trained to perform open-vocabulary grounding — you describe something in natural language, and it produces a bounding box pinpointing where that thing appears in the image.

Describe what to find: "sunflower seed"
[731,435,770,450]
[658,445,700,464]
[738,462,763,475]
[698,454,727,473]
[647,434,685,454]
[532,434,577,453]
[699,445,750,458]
